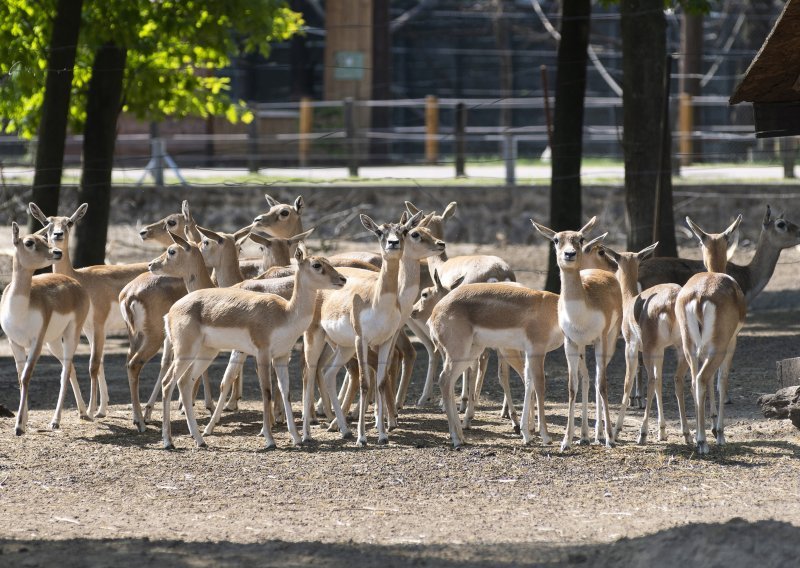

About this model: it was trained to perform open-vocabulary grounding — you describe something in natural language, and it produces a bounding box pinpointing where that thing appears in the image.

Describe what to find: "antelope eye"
[598,249,605,256]
[312,262,322,270]
[421,291,429,298]
[168,249,176,256]
[167,219,177,227]
[580,237,585,244]
[553,237,559,245]
[280,210,289,217]
[24,240,34,248]
[777,221,786,230]
[411,232,419,238]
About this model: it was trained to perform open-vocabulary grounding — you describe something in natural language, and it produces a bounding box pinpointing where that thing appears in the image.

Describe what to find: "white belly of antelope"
[201,325,259,356]
[472,326,527,352]
[560,300,606,344]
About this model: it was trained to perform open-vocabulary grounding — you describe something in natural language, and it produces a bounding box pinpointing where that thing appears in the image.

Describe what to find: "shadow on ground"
[1,518,796,567]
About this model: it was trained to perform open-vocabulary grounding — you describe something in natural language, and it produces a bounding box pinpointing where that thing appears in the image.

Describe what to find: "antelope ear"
[726,230,739,261]
[11,221,20,245]
[530,219,557,242]
[399,211,409,225]
[448,274,465,291]
[583,233,607,253]
[288,227,315,245]
[360,214,381,236]
[405,201,421,215]
[433,269,444,291]
[264,194,280,208]
[723,214,743,241]
[233,223,254,241]
[247,231,274,247]
[442,201,457,220]
[637,241,659,261]
[234,234,251,250]
[579,216,597,235]
[28,202,49,226]
[763,205,772,227]
[294,196,304,215]
[196,225,224,244]
[70,203,88,224]
[294,246,305,263]
[685,216,708,244]
[181,200,193,223]
[405,210,423,230]
[168,230,192,252]
[420,212,434,227]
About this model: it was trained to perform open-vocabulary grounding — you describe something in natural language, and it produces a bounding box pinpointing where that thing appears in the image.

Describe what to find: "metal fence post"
[455,102,466,177]
[344,97,358,177]
[299,96,313,168]
[503,133,517,186]
[248,116,259,173]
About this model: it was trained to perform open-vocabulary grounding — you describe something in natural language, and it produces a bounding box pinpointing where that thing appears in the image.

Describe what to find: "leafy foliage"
[0,0,303,136]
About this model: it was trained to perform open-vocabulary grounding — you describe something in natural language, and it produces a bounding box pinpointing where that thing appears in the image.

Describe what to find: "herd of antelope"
[2,195,798,455]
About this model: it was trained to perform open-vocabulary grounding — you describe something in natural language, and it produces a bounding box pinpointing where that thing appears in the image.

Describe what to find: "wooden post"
[425,95,439,164]
[298,96,313,167]
[455,102,466,178]
[678,93,693,168]
[150,121,164,187]
[344,97,358,177]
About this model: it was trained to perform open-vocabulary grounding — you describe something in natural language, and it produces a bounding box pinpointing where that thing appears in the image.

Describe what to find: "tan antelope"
[30,202,147,418]
[427,280,563,448]
[1,223,90,434]
[303,212,423,446]
[330,220,445,427]
[599,243,693,445]
[138,201,202,246]
[124,230,218,431]
[675,216,746,455]
[161,248,347,449]
[531,218,622,450]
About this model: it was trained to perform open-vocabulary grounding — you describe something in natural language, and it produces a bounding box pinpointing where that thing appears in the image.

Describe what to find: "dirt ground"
[1,228,800,567]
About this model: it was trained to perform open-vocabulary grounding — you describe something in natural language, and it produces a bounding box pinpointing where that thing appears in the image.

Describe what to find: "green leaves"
[0,0,302,136]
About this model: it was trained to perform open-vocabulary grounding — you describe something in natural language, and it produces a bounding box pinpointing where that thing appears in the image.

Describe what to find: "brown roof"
[730,0,800,105]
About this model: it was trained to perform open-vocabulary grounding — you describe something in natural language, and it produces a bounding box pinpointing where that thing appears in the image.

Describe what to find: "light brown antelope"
[303,212,423,446]
[675,216,746,455]
[428,281,563,448]
[161,248,347,449]
[30,202,147,418]
[138,201,202,246]
[599,243,693,445]
[1,223,90,434]
[531,218,622,451]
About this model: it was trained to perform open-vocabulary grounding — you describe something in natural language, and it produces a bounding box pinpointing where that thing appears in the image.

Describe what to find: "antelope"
[531,218,622,450]
[303,212,423,446]
[675,216,746,455]
[161,248,347,449]
[1,223,90,434]
[123,230,219,431]
[138,201,201,246]
[600,243,693,445]
[331,221,445,426]
[428,280,563,448]
[30,202,147,418]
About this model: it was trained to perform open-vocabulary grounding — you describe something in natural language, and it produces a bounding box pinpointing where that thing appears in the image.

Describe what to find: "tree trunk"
[29,0,84,231]
[621,0,677,256]
[544,0,591,293]
[73,42,127,268]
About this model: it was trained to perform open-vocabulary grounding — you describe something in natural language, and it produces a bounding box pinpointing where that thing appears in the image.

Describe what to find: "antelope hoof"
[15,427,25,436]
[341,429,354,440]
[560,440,571,453]
[163,441,175,450]
[716,432,726,446]
[658,429,667,442]
[356,438,367,448]
[79,413,93,422]
[50,422,60,430]
[196,440,208,449]
[264,442,277,451]
[711,426,718,438]
[683,432,692,445]
[377,436,389,446]
[143,407,153,421]
[637,432,647,445]
[94,411,107,419]
[540,434,551,446]
[134,421,146,433]
[579,438,590,446]
[513,424,521,435]
[696,441,710,455]
[202,427,214,437]
[223,403,238,412]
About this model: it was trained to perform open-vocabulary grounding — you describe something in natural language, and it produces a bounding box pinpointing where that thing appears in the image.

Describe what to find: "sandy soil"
[1,232,800,567]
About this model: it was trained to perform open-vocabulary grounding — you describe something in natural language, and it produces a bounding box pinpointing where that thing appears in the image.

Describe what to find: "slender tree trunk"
[544,0,591,293]
[73,42,126,267]
[29,0,84,231]
[621,0,677,256]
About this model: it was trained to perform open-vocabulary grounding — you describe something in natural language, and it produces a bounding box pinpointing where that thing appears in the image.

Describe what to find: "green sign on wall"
[334,51,365,80]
